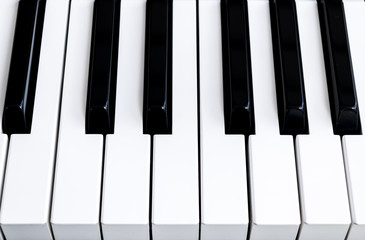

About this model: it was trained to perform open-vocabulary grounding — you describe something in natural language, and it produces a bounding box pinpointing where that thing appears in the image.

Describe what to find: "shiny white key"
[0,0,15,239]
[342,136,365,240]
[51,0,103,239]
[199,0,248,239]
[0,0,69,239]
[151,0,199,239]
[101,0,150,239]
[247,1,300,239]
[342,1,365,239]
[295,1,351,239]
[0,135,7,240]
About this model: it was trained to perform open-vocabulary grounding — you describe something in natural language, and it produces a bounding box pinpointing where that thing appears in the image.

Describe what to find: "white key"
[0,0,69,239]
[341,1,365,239]
[151,0,199,239]
[199,1,248,239]
[295,1,351,239]
[51,0,103,239]
[247,1,300,239]
[0,0,16,239]
[101,0,150,239]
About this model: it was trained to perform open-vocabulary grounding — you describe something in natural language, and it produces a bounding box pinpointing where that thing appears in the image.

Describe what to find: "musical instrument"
[0,0,364,239]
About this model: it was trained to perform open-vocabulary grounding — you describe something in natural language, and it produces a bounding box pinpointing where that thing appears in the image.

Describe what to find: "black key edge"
[221,0,255,135]
[269,0,309,135]
[143,0,173,135]
[2,0,47,134]
[85,0,121,135]
[317,0,361,135]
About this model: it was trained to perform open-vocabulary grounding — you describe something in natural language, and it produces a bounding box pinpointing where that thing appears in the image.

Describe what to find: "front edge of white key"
[50,0,103,239]
[341,1,365,239]
[151,0,199,239]
[295,1,351,239]
[0,0,70,239]
[199,0,249,239]
[0,0,15,239]
[247,1,301,239]
[101,0,150,239]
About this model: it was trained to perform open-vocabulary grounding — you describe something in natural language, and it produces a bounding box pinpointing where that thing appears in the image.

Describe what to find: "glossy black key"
[221,0,255,135]
[86,0,120,134]
[143,0,172,135]
[269,0,308,135]
[2,0,46,134]
[317,0,361,135]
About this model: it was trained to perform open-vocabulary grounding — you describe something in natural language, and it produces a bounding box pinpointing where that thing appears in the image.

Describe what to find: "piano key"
[0,1,17,239]
[199,0,248,239]
[85,0,120,134]
[342,136,365,240]
[0,0,70,239]
[269,0,308,135]
[221,0,255,135]
[0,137,7,240]
[143,0,172,135]
[2,0,46,134]
[101,0,150,239]
[51,0,104,239]
[295,1,351,238]
[341,1,365,239]
[247,1,300,239]
[151,0,199,239]
[317,0,361,135]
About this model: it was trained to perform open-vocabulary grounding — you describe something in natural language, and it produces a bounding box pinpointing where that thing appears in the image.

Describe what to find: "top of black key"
[2,0,46,134]
[317,0,361,135]
[221,0,255,135]
[143,0,172,135]
[86,0,121,134]
[269,0,309,135]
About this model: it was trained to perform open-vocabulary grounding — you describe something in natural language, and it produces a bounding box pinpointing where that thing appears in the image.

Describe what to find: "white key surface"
[295,1,351,239]
[101,0,150,239]
[51,0,103,239]
[342,1,365,239]
[0,138,7,240]
[0,0,69,239]
[151,0,199,239]
[0,0,16,239]
[199,0,248,239]
[247,1,300,239]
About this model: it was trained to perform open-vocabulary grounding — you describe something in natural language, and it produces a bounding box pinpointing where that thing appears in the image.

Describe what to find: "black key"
[269,0,308,135]
[86,0,121,134]
[221,0,255,135]
[2,0,46,134]
[143,0,172,135]
[317,0,361,135]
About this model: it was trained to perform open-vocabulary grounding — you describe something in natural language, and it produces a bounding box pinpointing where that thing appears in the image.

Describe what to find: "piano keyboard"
[0,0,364,239]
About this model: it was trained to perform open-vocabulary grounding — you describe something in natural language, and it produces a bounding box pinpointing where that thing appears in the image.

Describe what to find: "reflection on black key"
[86,0,120,134]
[2,0,46,134]
[143,0,172,135]
[269,0,308,135]
[221,0,255,135]
[317,0,361,135]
